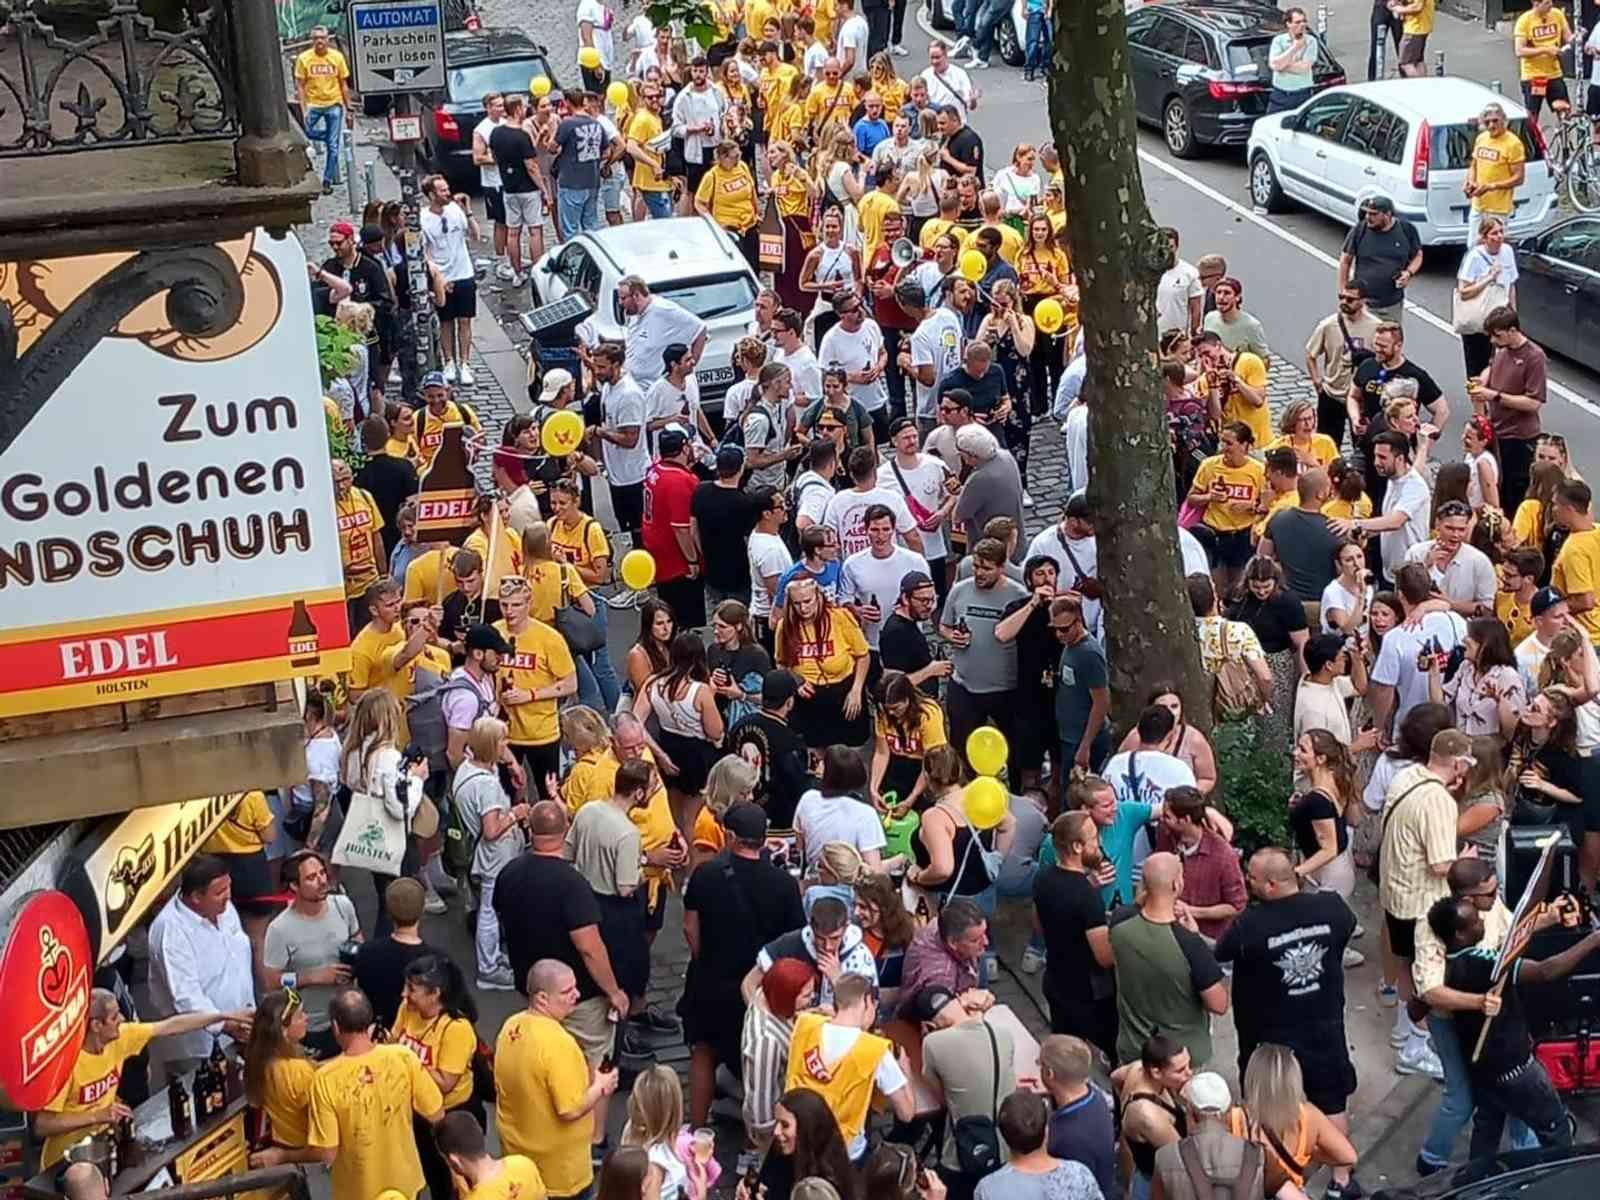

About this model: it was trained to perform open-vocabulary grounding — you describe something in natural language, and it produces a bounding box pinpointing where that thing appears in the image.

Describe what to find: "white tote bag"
[1452,248,1510,335]
[331,787,407,874]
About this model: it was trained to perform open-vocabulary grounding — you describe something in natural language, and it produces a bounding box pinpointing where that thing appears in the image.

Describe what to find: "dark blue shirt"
[1048,1087,1117,1199]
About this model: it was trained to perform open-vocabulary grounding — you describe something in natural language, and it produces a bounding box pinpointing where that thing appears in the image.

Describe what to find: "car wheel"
[1163,97,1197,158]
[1249,153,1288,213]
[996,17,1024,66]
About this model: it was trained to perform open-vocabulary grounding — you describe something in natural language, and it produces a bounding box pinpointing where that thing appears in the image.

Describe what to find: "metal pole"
[1374,37,1386,80]
[1315,4,1328,36]
[1434,49,1446,75]
[364,158,379,209]
[345,124,360,214]
[394,92,434,401]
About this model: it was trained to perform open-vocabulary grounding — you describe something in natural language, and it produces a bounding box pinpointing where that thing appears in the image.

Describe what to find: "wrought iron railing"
[0,0,241,157]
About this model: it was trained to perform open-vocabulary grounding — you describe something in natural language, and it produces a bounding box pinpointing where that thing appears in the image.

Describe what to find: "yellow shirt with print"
[1266,432,1340,470]
[772,165,813,217]
[418,400,480,470]
[308,1046,443,1200]
[1470,128,1525,216]
[1193,454,1266,534]
[202,790,274,856]
[1496,589,1536,649]
[626,109,672,193]
[1253,489,1299,544]
[259,1055,316,1150]
[1402,0,1434,36]
[1513,498,1546,549]
[919,217,968,253]
[784,1013,893,1146]
[1554,527,1600,645]
[385,435,422,464]
[1017,246,1071,298]
[759,63,800,132]
[348,621,407,701]
[858,189,901,262]
[495,618,576,746]
[336,487,383,598]
[467,526,524,596]
[41,1023,158,1167]
[494,1012,595,1198]
[769,99,809,148]
[876,700,948,760]
[295,47,349,108]
[776,605,869,685]
[392,1002,477,1110]
[1223,352,1271,448]
[696,163,759,233]
[876,77,907,122]
[404,547,459,604]
[806,80,852,131]
[525,559,591,624]
[465,1155,549,1200]
[812,0,837,44]
[564,747,675,902]
[1516,8,1571,79]
[1322,494,1373,522]
[551,514,613,581]
[746,0,778,36]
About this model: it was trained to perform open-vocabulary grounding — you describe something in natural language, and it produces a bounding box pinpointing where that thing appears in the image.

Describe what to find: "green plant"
[1212,721,1291,859]
[643,0,719,50]
[315,314,360,387]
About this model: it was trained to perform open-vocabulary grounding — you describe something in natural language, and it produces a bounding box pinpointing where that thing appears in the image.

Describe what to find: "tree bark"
[1048,0,1211,736]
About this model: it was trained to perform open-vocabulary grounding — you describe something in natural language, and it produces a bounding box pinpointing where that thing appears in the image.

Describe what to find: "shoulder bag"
[331,751,409,876]
[554,566,606,654]
[1452,248,1510,335]
[1366,776,1438,885]
[952,1019,1004,1179]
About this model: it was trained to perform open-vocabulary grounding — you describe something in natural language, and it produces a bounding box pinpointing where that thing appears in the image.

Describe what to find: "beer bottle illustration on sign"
[415,424,478,544]
[287,599,321,668]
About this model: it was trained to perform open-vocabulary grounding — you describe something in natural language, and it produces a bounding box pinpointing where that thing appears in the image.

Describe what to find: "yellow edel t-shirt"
[202,790,274,855]
[307,1046,443,1200]
[784,1013,894,1146]
[258,1055,316,1150]
[875,702,948,760]
[776,606,869,685]
[41,1023,158,1167]
[464,1156,549,1200]
[392,1001,477,1110]
[335,487,383,598]
[626,109,671,194]
[1515,7,1571,80]
[1193,454,1266,534]
[696,163,759,233]
[1470,129,1525,216]
[495,618,576,747]
[295,47,349,108]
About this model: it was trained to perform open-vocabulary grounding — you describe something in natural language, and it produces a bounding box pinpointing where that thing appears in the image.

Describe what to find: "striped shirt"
[1378,763,1458,920]
[740,1002,797,1135]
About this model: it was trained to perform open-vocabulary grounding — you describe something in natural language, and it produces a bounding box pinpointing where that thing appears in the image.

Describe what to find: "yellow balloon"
[958,249,987,283]
[530,74,552,97]
[966,725,1009,777]
[963,777,1009,832]
[578,46,602,69]
[541,408,585,457]
[1034,297,1065,334]
[606,80,631,108]
[620,548,657,591]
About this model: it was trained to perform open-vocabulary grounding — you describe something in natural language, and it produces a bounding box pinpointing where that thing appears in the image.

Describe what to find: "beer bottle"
[287,600,322,669]
[190,1057,212,1125]
[116,1114,142,1171]
[758,194,785,270]
[415,424,479,546]
[167,1076,193,1139]
[206,1039,228,1113]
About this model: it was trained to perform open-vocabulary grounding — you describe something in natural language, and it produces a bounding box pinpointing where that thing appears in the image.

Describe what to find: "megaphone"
[890,238,918,268]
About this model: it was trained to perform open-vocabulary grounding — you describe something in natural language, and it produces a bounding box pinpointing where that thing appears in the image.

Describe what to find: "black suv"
[1125,0,1344,157]
[420,29,558,192]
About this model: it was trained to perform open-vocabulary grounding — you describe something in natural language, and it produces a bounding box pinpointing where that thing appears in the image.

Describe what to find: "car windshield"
[641,273,758,322]
[449,58,551,103]
[1432,118,1544,167]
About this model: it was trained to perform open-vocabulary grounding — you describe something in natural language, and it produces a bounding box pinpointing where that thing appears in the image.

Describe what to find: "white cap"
[1184,1073,1232,1114]
[539,368,575,406]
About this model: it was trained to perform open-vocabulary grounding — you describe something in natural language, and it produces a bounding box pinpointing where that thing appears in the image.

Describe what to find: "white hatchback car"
[1246,77,1556,246]
[527,216,759,417]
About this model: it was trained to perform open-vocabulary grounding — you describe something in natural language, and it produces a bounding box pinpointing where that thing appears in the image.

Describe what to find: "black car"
[419,29,558,192]
[1515,215,1600,374]
[1373,1144,1600,1200]
[1126,0,1344,158]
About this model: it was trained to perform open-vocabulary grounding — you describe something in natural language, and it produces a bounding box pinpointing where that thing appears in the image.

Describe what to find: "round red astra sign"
[0,891,92,1110]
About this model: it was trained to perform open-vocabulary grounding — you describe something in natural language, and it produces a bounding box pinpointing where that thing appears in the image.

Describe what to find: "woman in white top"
[636,632,725,805]
[793,746,887,872]
[623,1065,702,1200]
[895,141,946,224]
[1461,415,1501,514]
[1428,616,1526,739]
[991,143,1042,217]
[799,206,861,347]
[1320,539,1369,635]
[339,689,426,934]
[275,686,343,859]
[1456,214,1518,378]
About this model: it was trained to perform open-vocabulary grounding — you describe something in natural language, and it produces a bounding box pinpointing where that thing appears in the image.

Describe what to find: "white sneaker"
[1020,945,1046,974]
[1342,946,1367,969]
[891,42,910,55]
[443,360,457,383]
[423,885,447,915]
[459,363,476,385]
[477,968,516,991]
[1395,1041,1445,1081]
[1352,922,1366,939]
[1022,490,1034,508]
[951,35,971,55]
[495,261,515,282]
[967,55,991,69]
[511,270,528,287]
[1390,1023,1413,1050]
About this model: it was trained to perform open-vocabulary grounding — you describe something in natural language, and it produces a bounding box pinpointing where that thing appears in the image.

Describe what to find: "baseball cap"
[716,443,747,475]
[889,416,918,439]
[658,425,690,456]
[906,985,959,1025]
[539,368,575,406]
[465,624,512,654]
[899,569,934,595]
[1531,586,1566,617]
[330,220,356,240]
[421,370,448,391]
[1364,194,1395,214]
[761,669,801,708]
[723,802,768,842]
[359,223,386,246]
[1184,1073,1232,1115]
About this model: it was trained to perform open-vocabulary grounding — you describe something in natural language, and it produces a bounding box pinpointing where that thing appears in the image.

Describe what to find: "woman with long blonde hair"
[624,1065,710,1200]
[339,687,425,932]
[1235,1043,1358,1198]
[867,51,905,120]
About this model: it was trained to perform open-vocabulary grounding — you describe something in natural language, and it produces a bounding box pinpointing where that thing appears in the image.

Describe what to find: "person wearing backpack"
[1151,1073,1311,1200]
[914,985,1016,1200]
[452,715,528,992]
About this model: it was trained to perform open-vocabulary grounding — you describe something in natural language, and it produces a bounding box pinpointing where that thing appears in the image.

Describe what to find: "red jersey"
[642,460,698,582]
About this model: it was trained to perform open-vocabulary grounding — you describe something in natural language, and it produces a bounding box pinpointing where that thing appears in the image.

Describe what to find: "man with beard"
[1215,847,1359,1198]
[879,570,952,697]
[994,555,1061,794]
[1032,812,1117,1059]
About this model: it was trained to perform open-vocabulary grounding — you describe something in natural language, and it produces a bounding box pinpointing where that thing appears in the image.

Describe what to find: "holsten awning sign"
[0,230,350,717]
[350,0,445,94]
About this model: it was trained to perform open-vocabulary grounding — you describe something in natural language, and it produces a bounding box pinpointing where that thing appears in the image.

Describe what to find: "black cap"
[465,623,512,654]
[359,223,385,245]
[1531,586,1566,617]
[723,802,769,842]
[1364,194,1395,214]
[889,416,918,439]
[761,669,800,708]
[906,985,959,1024]
[899,569,934,595]
[658,426,690,456]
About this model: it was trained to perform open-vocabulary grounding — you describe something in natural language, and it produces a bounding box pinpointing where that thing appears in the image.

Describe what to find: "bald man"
[62,1163,108,1200]
[1216,848,1360,1186]
[1108,852,1228,1067]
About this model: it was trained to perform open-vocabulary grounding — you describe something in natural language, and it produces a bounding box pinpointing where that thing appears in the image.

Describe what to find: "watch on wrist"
[282,971,298,989]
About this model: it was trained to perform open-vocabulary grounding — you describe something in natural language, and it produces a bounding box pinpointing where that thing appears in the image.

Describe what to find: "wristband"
[282,971,297,989]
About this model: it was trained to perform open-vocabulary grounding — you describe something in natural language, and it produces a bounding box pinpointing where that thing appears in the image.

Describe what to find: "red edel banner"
[0,892,92,1110]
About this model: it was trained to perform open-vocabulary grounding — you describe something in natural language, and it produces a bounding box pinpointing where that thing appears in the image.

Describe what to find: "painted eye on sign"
[0,892,92,1111]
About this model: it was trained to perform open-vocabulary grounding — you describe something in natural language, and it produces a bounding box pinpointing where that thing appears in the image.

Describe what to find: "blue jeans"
[1024,10,1050,71]
[586,601,622,711]
[972,0,1010,61]
[952,0,979,36]
[558,186,603,235]
[304,104,344,186]
[1421,1014,1538,1167]
[641,190,673,218]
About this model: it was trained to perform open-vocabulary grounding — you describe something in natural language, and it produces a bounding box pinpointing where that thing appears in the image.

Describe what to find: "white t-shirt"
[813,1022,907,1159]
[1178,526,1208,578]
[793,470,835,529]
[1025,526,1100,627]
[723,378,758,428]
[601,373,652,486]
[626,297,708,387]
[909,307,964,420]
[1371,611,1467,735]
[420,202,473,282]
[918,64,975,120]
[1156,259,1203,335]
[289,731,342,813]
[795,789,888,868]
[648,1143,688,1200]
[842,546,930,648]
[474,116,503,190]
[1378,468,1431,578]
[837,13,870,69]
[776,343,824,404]
[1464,450,1499,511]
[1516,632,1553,694]
[878,454,951,562]
[749,532,794,618]
[645,375,706,456]
[824,486,916,558]
[1063,402,1089,494]
[576,0,615,69]
[803,40,829,78]
[1319,578,1362,632]
[1103,749,1194,808]
[625,13,654,60]
[819,319,887,413]
[911,259,948,310]
[1295,676,1357,745]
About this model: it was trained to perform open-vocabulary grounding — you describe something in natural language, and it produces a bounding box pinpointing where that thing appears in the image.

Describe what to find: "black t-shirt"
[946,125,985,178]
[1225,590,1307,655]
[708,641,773,707]
[1047,1091,1117,1200]
[683,851,806,986]
[935,363,1007,419]
[1214,890,1355,1055]
[492,853,604,998]
[490,123,540,194]
[1448,948,1531,1078]
[1353,355,1443,428]
[354,453,420,554]
[440,592,504,652]
[1002,596,1057,700]
[1289,789,1351,859]
[691,482,760,592]
[1342,218,1421,308]
[728,711,815,829]
[318,252,395,319]
[879,612,935,695]
[1033,865,1113,1014]
[352,936,443,1031]
[1265,508,1340,603]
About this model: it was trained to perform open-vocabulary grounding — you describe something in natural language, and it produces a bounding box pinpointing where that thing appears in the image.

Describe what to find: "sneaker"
[951,35,972,55]
[1022,490,1034,508]
[1325,1177,1365,1200]
[1389,1022,1412,1050]
[510,270,528,288]
[1377,981,1398,1007]
[459,363,476,385]
[891,42,910,55]
[1020,945,1046,974]
[1414,1156,1446,1178]
[321,181,334,196]
[495,261,515,282]
[1395,1041,1444,1081]
[1352,922,1365,939]
[1342,946,1366,969]
[423,885,447,915]
[443,360,458,383]
[1023,71,1034,82]
[477,969,516,991]
[967,56,991,69]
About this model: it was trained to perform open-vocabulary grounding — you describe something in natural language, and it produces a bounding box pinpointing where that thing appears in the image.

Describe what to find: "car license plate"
[696,366,735,386]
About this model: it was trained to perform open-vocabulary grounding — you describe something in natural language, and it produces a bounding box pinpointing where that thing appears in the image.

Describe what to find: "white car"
[1246,77,1556,247]
[927,0,1027,67]
[527,216,760,416]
